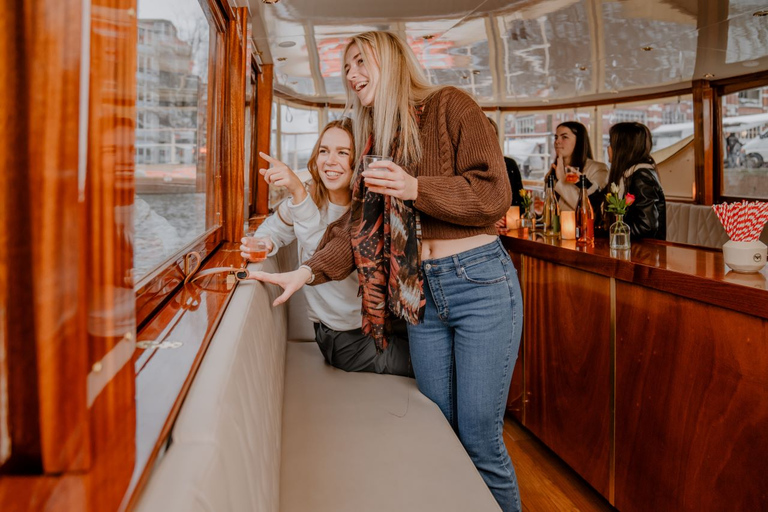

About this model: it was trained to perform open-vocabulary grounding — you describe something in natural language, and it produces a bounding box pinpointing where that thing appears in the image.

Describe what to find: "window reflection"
[134,0,210,281]
[721,85,768,199]
[268,101,319,209]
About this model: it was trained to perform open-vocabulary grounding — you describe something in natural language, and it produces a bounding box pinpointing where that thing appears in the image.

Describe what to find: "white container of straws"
[713,201,768,273]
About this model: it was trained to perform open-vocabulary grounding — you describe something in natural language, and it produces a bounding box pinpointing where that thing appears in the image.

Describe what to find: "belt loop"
[452,254,462,277]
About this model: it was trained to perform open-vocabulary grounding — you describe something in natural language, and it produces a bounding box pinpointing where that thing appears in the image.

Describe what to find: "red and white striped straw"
[712,201,768,242]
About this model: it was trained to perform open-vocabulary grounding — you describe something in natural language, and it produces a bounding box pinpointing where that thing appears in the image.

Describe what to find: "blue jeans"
[408,238,523,512]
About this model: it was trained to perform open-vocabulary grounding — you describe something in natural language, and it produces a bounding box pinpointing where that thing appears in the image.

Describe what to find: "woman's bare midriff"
[420,234,497,261]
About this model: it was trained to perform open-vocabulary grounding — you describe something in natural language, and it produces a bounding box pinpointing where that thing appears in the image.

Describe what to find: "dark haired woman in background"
[603,122,666,239]
[546,121,608,211]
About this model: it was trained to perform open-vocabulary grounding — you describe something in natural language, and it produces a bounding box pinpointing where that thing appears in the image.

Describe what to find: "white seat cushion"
[280,342,501,512]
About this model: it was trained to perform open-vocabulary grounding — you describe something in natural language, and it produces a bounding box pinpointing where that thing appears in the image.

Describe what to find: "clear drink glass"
[243,232,269,263]
[363,155,392,172]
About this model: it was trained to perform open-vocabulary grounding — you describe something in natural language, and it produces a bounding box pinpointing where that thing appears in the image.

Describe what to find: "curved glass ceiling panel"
[601,0,697,91]
[262,11,316,95]
[726,0,768,63]
[497,1,595,102]
[406,18,494,101]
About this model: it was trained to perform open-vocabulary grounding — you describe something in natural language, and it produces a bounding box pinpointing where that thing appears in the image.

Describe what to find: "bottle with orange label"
[576,174,594,245]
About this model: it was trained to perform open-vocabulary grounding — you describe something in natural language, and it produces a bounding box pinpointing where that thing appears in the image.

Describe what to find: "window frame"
[713,70,768,203]
[134,0,230,327]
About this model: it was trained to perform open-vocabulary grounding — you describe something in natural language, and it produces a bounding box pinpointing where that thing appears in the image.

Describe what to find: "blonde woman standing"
[250,32,523,511]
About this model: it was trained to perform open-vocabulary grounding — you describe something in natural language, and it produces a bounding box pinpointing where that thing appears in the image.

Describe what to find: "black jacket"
[602,167,666,240]
[504,157,524,207]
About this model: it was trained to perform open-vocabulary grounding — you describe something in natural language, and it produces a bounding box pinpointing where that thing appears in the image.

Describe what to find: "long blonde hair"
[307,118,355,209]
[343,31,439,168]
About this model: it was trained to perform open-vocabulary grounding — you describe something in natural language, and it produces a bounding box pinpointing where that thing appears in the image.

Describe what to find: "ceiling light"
[472,70,480,75]
[753,10,768,16]
[703,73,715,79]
[278,41,296,48]
[262,0,280,4]
[641,46,653,51]
[277,57,287,62]
[423,35,435,40]
[579,66,587,71]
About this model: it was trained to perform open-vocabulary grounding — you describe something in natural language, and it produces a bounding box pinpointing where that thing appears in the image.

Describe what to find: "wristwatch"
[299,264,315,284]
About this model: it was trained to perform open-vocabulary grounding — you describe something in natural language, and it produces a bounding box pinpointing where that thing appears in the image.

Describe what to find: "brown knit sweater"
[305,86,510,285]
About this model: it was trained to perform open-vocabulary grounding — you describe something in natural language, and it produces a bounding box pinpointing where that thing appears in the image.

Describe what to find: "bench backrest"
[135,255,288,512]
[666,202,768,248]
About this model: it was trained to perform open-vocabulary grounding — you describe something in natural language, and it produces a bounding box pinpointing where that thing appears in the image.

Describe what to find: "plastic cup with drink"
[242,232,270,263]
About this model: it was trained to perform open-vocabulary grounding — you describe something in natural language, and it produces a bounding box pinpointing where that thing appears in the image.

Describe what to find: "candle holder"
[560,211,576,240]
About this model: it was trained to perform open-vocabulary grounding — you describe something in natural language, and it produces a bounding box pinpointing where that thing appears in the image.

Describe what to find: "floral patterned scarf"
[350,110,426,352]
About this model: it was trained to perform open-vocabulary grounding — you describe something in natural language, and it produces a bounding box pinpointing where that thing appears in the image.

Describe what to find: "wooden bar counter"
[500,229,768,512]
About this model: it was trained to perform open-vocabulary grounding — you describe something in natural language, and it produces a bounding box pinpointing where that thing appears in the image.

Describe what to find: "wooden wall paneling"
[506,251,524,421]
[205,22,226,234]
[247,58,259,220]
[255,64,274,216]
[220,8,247,241]
[614,282,768,512]
[1,0,89,476]
[523,258,612,498]
[692,79,714,205]
[85,0,138,509]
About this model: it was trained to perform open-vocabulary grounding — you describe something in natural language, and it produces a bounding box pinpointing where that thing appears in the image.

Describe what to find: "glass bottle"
[543,174,560,236]
[576,175,594,245]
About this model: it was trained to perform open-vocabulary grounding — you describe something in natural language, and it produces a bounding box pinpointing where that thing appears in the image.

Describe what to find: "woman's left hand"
[362,160,418,201]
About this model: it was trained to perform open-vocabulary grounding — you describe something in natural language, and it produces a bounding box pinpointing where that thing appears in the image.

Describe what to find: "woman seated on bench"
[241,119,412,377]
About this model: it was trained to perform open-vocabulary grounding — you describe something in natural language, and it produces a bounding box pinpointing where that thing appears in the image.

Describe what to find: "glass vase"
[520,206,536,229]
[609,214,631,250]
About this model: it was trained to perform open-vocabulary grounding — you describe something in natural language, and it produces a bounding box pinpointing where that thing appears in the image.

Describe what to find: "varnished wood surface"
[84,1,138,510]
[125,243,244,510]
[614,283,768,512]
[134,232,221,329]
[523,259,612,498]
[500,230,768,320]
[693,79,715,205]
[1,0,89,475]
[504,419,617,512]
[221,8,248,242]
[255,64,274,215]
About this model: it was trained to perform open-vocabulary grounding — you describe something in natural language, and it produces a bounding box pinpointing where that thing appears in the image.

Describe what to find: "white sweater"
[554,158,609,211]
[255,194,361,332]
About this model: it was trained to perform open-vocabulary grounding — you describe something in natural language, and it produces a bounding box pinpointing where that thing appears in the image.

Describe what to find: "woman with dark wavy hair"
[602,122,666,239]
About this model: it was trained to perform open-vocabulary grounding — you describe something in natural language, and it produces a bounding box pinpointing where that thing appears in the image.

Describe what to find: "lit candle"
[561,210,576,240]
[506,206,520,229]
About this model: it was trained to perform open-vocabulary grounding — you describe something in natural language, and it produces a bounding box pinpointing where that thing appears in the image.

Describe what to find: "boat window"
[133,0,213,281]
[269,100,320,208]
[721,84,768,199]
[503,108,597,184]
[599,96,695,157]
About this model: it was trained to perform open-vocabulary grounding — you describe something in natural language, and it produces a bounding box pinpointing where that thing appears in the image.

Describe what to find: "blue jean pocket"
[459,256,507,285]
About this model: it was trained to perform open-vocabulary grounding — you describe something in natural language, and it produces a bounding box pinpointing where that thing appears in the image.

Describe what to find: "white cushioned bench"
[666,202,768,248]
[135,244,500,512]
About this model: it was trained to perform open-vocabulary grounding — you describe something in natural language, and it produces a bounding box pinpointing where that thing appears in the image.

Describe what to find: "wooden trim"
[248,65,259,218]
[124,243,244,510]
[135,230,222,330]
[220,7,248,241]
[1,0,88,475]
[83,1,139,509]
[692,80,715,205]
[273,87,343,109]
[255,64,274,215]
[715,70,768,95]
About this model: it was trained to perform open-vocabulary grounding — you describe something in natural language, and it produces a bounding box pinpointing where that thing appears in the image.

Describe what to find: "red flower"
[625,193,636,206]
